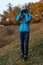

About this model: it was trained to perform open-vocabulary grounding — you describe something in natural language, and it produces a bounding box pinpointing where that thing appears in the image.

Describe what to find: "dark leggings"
[20,32,30,57]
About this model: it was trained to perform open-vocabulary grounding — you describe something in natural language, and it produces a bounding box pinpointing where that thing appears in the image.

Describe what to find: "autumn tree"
[0,1,43,25]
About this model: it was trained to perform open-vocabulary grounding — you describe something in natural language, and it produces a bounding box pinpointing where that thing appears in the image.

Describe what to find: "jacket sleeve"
[25,13,32,23]
[16,13,22,22]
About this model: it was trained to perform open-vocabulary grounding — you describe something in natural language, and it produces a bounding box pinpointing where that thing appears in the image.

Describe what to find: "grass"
[0,54,9,65]
[0,30,43,65]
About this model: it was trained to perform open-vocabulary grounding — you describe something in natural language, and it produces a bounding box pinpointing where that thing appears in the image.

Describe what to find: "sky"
[0,0,40,14]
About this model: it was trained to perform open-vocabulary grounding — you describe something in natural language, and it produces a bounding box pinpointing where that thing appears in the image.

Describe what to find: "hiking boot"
[21,54,24,61]
[24,55,28,61]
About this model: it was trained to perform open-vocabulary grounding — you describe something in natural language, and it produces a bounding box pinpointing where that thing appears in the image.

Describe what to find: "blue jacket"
[16,13,32,32]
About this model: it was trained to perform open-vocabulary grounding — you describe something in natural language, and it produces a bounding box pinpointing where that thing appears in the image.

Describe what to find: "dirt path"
[0,23,43,48]
[30,23,43,33]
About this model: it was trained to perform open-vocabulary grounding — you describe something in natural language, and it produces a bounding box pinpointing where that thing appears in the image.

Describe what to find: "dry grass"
[0,23,43,65]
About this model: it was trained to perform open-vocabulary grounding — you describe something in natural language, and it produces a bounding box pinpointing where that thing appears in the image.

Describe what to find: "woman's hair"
[24,8,28,13]
[22,8,28,14]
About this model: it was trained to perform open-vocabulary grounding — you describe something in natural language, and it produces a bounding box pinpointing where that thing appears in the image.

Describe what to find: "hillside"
[0,23,43,65]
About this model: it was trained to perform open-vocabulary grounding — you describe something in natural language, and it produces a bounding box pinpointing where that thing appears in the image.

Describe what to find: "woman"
[16,8,32,61]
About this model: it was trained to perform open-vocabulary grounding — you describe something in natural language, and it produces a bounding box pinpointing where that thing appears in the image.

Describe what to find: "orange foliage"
[0,1,43,25]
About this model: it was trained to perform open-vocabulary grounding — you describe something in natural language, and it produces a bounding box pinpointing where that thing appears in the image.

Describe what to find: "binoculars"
[21,8,28,14]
